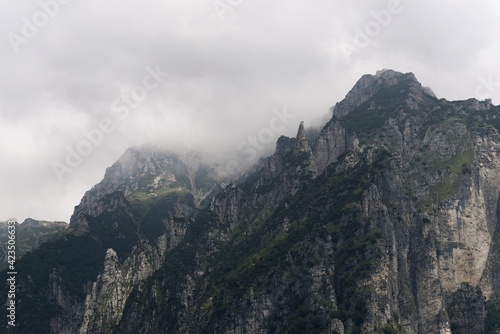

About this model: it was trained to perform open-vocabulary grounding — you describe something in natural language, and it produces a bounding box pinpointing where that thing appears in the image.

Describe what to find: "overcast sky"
[1,0,500,223]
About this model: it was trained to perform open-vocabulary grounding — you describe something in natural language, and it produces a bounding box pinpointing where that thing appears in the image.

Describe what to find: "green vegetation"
[127,188,190,216]
[485,301,500,334]
[380,324,407,334]
[464,105,500,132]
[119,150,392,333]
[10,232,105,332]
[0,221,67,270]
[127,189,194,241]
[122,209,220,333]
[378,313,408,334]
[3,184,197,332]
[14,74,500,333]
[441,149,474,174]
[426,149,474,204]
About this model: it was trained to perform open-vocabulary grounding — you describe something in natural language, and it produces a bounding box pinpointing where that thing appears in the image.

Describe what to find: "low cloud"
[1,0,499,222]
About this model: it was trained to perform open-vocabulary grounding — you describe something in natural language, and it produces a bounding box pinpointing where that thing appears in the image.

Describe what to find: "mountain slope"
[0,219,67,271]
[1,147,223,333]
[4,70,500,334]
[116,70,500,334]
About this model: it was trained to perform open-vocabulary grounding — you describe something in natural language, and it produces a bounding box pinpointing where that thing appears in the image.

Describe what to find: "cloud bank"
[1,0,499,222]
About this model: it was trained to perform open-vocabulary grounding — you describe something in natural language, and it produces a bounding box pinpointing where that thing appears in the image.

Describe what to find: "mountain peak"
[295,121,312,153]
[9,70,500,334]
[332,69,429,118]
[375,68,416,82]
[296,121,306,140]
[69,144,223,231]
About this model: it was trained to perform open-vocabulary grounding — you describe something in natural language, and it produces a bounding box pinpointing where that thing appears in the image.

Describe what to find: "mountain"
[4,69,500,333]
[0,219,67,271]
[0,146,224,333]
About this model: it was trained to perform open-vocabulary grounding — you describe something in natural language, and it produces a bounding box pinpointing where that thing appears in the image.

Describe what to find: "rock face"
[2,147,223,333]
[6,69,500,333]
[71,146,222,235]
[79,237,169,334]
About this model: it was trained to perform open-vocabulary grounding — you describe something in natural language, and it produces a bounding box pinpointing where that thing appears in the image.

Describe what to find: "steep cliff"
[116,70,500,334]
[4,70,500,334]
[1,147,223,333]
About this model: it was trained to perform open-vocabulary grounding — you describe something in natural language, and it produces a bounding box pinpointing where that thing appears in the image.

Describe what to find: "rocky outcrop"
[102,71,500,333]
[332,69,423,118]
[70,145,222,232]
[9,70,500,334]
[80,235,168,334]
[447,284,486,334]
[47,269,87,334]
[312,119,348,175]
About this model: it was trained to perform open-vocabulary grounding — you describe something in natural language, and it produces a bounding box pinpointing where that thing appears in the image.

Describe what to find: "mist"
[1,0,500,222]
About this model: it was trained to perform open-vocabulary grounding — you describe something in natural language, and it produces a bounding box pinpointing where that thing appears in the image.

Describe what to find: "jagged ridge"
[5,70,500,334]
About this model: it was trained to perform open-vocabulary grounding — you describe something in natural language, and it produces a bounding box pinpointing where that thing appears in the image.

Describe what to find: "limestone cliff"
[6,70,500,334]
[2,147,222,334]
[115,70,500,334]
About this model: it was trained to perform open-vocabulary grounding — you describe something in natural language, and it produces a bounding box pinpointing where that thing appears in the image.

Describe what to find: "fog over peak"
[1,0,499,222]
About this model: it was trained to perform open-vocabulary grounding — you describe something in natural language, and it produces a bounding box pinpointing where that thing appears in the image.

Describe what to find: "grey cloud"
[1,0,499,222]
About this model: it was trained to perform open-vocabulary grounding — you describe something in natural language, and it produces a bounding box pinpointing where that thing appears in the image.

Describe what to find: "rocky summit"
[4,69,500,333]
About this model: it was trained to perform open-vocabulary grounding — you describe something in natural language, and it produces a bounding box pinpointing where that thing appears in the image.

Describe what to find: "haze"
[1,0,499,222]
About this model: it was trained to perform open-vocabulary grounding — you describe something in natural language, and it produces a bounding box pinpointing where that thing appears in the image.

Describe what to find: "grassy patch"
[428,149,474,203]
